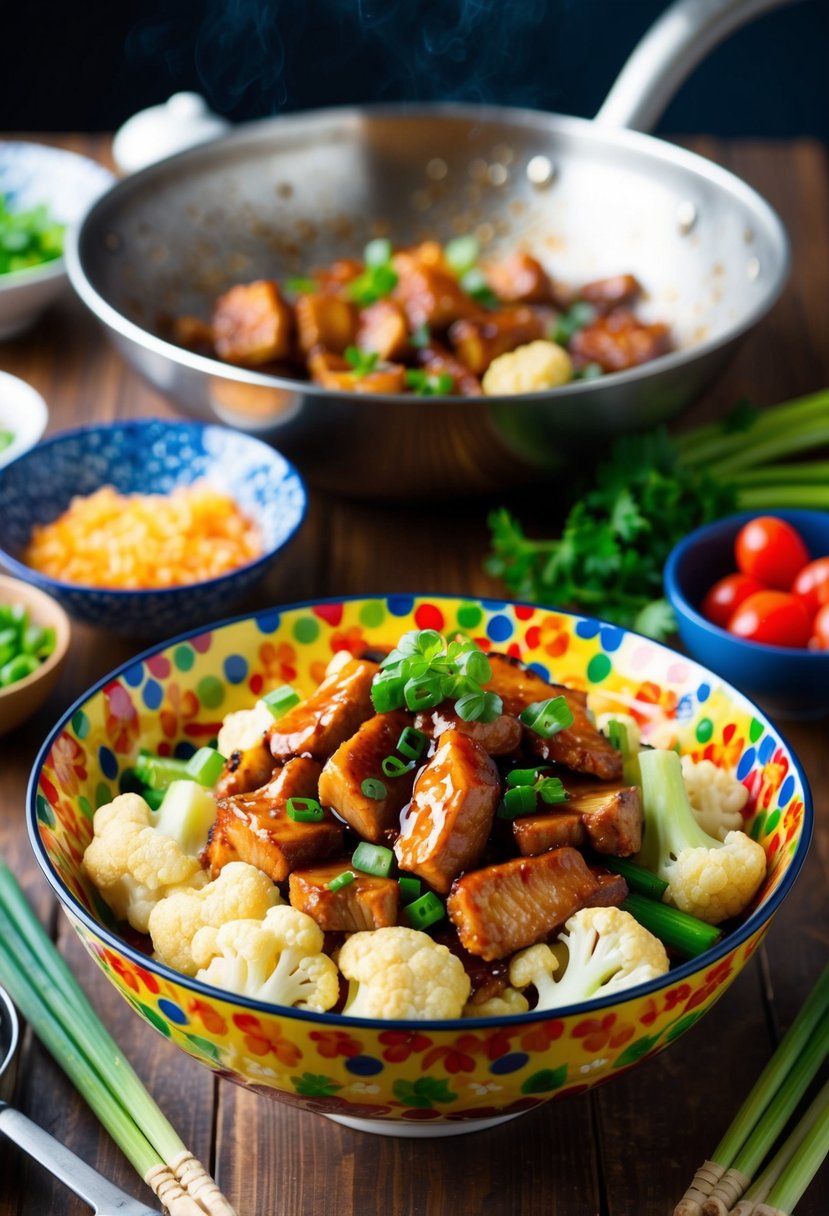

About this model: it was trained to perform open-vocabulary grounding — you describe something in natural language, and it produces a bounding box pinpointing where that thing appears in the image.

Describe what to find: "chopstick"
[673,963,829,1216]
[0,861,236,1216]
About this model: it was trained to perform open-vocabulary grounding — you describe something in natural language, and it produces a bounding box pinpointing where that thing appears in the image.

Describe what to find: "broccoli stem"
[634,748,716,881]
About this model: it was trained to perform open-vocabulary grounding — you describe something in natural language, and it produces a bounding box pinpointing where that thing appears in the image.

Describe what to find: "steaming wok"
[67,0,791,497]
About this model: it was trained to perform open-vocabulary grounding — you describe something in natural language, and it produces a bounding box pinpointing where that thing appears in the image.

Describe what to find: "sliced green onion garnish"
[286,796,325,823]
[344,345,381,376]
[398,876,422,904]
[444,235,479,276]
[621,891,721,958]
[506,767,539,788]
[403,674,444,711]
[360,777,388,801]
[606,719,631,757]
[600,856,669,900]
[397,726,428,760]
[364,237,393,267]
[142,786,165,811]
[352,842,394,878]
[284,276,318,295]
[184,746,226,787]
[371,670,407,713]
[574,361,603,381]
[404,891,446,931]
[454,648,492,684]
[503,785,538,817]
[459,267,499,308]
[552,300,596,345]
[0,654,39,685]
[327,870,356,892]
[455,689,502,723]
[405,369,454,396]
[536,776,567,805]
[262,684,301,717]
[381,754,416,778]
[134,751,192,790]
[519,695,574,738]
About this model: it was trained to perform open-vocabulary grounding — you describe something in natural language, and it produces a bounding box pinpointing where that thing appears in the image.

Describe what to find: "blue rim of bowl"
[664,509,829,663]
[27,592,814,1032]
[0,417,308,600]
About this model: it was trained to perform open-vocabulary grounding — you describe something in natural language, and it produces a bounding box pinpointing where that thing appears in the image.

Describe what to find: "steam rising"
[127,0,582,117]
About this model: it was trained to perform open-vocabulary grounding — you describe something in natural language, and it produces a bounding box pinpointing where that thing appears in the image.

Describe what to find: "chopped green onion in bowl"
[0,603,56,687]
[0,194,65,276]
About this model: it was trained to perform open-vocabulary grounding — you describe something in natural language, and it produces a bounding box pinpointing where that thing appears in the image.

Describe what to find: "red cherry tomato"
[701,572,769,629]
[810,603,829,650]
[734,516,810,589]
[792,556,829,619]
[727,590,813,648]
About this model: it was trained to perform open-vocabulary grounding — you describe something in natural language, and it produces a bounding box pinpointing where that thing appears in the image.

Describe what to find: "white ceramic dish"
[0,142,114,339]
[0,371,48,468]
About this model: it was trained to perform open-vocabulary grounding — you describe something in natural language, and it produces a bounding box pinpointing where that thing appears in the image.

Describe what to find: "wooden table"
[0,134,827,1216]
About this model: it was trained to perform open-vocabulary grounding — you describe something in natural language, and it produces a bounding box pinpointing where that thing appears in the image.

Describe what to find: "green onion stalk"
[0,863,236,1216]
[673,963,829,1216]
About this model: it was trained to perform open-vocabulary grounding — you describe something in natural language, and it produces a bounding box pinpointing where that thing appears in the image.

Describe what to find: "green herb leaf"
[405,369,454,396]
[344,345,381,377]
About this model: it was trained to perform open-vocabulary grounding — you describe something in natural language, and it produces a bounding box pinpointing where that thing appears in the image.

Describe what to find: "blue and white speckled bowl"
[0,141,115,338]
[0,418,307,636]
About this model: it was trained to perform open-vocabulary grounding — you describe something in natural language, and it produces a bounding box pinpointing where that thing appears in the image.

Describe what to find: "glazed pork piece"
[414,703,522,756]
[211,280,293,365]
[569,308,672,372]
[268,653,380,762]
[486,652,622,781]
[449,305,553,375]
[207,757,344,881]
[318,709,418,843]
[447,846,602,960]
[394,729,500,895]
[512,779,642,857]
[289,861,399,932]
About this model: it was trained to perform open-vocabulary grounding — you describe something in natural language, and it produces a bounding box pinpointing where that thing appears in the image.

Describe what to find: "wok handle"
[0,1102,160,1215]
[595,0,801,132]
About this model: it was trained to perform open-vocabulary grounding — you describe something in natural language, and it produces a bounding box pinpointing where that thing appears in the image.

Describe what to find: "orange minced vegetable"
[23,482,263,589]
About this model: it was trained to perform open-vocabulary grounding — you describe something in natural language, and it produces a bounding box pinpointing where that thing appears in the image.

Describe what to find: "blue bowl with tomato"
[664,509,829,720]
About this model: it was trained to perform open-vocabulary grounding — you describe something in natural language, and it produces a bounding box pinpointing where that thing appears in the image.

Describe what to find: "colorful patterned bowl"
[0,418,307,637]
[27,596,812,1136]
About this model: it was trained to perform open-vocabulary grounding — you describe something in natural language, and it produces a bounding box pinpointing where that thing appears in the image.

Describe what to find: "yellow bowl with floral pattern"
[27,596,812,1136]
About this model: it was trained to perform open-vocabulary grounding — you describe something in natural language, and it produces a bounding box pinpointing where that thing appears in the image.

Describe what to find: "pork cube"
[448,306,551,374]
[485,252,554,305]
[447,847,601,960]
[578,274,642,312]
[563,778,642,856]
[212,280,293,365]
[356,299,410,362]
[414,340,483,396]
[214,741,277,800]
[486,653,622,780]
[268,656,380,763]
[295,293,358,355]
[307,350,408,394]
[392,260,479,331]
[207,757,343,881]
[289,861,399,932]
[318,710,416,843]
[585,869,629,909]
[512,810,586,855]
[570,309,671,372]
[415,703,522,756]
[394,729,500,895]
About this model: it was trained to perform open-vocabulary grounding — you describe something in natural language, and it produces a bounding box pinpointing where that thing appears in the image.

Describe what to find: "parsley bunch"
[487,389,829,640]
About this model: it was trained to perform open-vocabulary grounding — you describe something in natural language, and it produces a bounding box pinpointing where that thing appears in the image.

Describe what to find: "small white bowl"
[0,371,48,469]
[0,142,114,339]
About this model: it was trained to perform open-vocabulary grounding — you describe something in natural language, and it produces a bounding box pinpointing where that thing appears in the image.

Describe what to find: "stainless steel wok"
[67,0,793,498]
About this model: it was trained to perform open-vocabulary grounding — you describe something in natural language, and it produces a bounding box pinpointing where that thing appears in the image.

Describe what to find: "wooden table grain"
[0,134,827,1216]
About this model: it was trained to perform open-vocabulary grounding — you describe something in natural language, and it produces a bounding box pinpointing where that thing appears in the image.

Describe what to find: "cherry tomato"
[727,590,812,648]
[701,572,769,629]
[810,603,829,650]
[734,516,810,589]
[792,556,829,619]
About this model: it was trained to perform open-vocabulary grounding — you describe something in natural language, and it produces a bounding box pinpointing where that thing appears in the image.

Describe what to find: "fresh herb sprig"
[348,238,399,306]
[371,629,503,722]
[486,388,829,640]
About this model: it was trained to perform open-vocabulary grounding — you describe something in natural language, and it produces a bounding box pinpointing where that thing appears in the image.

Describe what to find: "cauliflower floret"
[216,699,275,758]
[193,904,339,1012]
[482,339,573,395]
[509,907,669,1011]
[337,926,471,1020]
[148,861,281,975]
[666,831,767,925]
[681,756,748,841]
[463,987,530,1018]
[636,747,766,925]
[83,793,208,933]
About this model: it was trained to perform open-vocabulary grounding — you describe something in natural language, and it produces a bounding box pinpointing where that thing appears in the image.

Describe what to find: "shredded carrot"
[23,482,263,590]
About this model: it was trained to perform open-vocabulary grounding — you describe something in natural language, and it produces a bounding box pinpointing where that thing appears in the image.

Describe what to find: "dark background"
[3,0,827,140]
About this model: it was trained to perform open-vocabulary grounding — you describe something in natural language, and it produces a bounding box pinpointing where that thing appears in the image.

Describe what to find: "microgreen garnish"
[344,345,381,377]
[444,235,480,277]
[497,768,568,818]
[573,362,603,381]
[405,369,454,396]
[519,696,574,738]
[371,630,503,723]
[347,239,399,305]
[459,267,499,309]
[552,300,596,346]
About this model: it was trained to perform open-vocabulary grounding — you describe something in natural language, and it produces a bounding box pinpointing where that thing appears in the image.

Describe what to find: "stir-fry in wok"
[171,238,673,397]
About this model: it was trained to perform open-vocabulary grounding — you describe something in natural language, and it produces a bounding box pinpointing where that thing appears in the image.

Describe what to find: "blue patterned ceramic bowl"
[0,141,114,339]
[0,418,307,636]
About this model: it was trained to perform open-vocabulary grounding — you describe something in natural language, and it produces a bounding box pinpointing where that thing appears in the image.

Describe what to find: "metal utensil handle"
[595,0,801,132]
[0,1102,160,1216]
